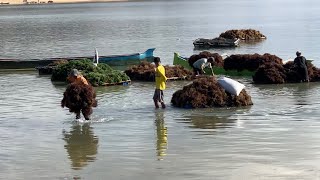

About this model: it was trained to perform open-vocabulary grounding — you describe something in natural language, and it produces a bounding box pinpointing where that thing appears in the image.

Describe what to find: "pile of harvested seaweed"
[253,61,320,84]
[49,59,69,66]
[188,51,224,68]
[124,61,193,81]
[224,53,283,72]
[219,29,266,40]
[51,59,130,86]
[171,76,253,108]
[61,83,98,120]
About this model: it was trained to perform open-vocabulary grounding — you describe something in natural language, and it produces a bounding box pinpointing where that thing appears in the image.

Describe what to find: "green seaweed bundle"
[51,59,130,86]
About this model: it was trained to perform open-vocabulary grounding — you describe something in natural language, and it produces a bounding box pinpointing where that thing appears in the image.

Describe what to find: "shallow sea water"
[2,0,320,179]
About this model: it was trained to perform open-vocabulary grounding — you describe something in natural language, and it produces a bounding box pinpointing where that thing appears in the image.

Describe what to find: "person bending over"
[192,57,214,76]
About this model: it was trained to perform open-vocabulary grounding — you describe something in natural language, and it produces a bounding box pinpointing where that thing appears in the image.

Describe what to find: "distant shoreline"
[1,0,134,5]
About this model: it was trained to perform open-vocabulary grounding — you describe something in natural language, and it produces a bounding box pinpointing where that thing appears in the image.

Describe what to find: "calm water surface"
[2,0,320,179]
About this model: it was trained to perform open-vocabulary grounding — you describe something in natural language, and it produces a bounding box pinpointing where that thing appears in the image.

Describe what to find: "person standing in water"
[153,57,167,109]
[294,51,309,82]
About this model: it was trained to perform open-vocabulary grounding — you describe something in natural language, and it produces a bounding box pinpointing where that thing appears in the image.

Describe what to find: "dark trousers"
[193,67,203,75]
[297,67,309,81]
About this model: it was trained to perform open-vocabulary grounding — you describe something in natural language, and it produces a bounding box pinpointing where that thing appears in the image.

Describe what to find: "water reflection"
[291,83,313,106]
[154,111,168,160]
[62,123,99,170]
[183,114,235,130]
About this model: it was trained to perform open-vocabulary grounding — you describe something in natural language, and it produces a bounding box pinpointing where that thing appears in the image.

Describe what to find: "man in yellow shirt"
[153,57,167,109]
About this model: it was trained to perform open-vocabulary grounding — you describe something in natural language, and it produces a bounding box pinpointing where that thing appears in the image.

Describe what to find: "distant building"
[48,0,53,3]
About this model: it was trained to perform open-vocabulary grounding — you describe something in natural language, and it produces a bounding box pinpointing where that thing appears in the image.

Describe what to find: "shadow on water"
[179,113,235,130]
[154,110,168,161]
[253,82,319,100]
[62,123,99,170]
[174,107,252,134]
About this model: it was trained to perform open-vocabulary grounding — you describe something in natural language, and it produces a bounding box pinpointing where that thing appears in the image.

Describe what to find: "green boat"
[173,52,255,76]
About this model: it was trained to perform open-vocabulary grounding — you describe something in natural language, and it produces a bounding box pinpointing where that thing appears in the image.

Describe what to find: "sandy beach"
[2,0,128,5]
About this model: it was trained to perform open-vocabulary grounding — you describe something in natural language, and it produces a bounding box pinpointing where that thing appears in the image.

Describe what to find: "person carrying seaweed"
[153,57,167,109]
[294,51,309,82]
[67,69,89,85]
[192,57,215,76]
[61,69,97,120]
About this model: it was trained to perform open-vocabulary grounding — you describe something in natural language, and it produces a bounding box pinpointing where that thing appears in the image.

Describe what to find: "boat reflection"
[154,111,168,160]
[62,123,99,170]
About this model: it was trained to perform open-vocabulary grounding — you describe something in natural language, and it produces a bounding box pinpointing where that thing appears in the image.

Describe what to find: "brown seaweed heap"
[188,51,224,68]
[224,53,283,72]
[253,61,320,84]
[171,76,253,108]
[124,61,193,81]
[219,29,266,40]
[61,83,98,120]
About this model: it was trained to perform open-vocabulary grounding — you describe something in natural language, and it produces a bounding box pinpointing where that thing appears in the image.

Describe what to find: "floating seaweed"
[61,83,98,120]
[219,29,266,40]
[253,61,320,84]
[124,61,193,81]
[51,59,130,86]
[224,53,283,72]
[171,76,253,108]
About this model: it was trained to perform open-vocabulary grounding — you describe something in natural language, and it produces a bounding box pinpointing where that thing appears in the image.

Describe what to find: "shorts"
[153,89,164,103]
[193,67,203,75]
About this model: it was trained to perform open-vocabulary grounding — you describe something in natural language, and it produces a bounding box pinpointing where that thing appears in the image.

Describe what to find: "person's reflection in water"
[292,83,311,106]
[62,123,99,170]
[154,111,168,160]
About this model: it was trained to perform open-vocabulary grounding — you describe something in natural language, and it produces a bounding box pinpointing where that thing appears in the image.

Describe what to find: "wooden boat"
[173,52,255,76]
[193,37,240,48]
[0,48,155,70]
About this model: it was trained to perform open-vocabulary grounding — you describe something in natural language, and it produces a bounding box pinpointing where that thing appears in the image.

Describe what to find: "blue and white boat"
[0,48,156,70]
[97,48,155,66]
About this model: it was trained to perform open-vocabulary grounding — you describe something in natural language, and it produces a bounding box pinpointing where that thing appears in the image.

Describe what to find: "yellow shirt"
[155,65,167,90]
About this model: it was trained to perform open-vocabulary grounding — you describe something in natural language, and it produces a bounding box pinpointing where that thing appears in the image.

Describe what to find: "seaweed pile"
[36,60,69,75]
[51,59,130,86]
[165,65,193,80]
[188,51,224,68]
[124,61,156,81]
[171,76,253,108]
[219,29,266,40]
[61,83,98,120]
[124,61,193,81]
[224,53,283,72]
[50,59,69,66]
[253,61,320,84]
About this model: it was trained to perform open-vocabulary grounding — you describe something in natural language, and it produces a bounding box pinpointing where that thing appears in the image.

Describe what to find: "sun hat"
[70,69,80,76]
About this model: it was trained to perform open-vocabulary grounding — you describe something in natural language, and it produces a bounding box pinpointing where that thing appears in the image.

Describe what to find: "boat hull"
[98,48,155,66]
[173,52,255,76]
[0,48,155,70]
[193,38,240,48]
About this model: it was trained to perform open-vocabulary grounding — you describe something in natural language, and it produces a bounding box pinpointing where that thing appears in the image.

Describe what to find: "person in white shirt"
[192,57,214,75]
